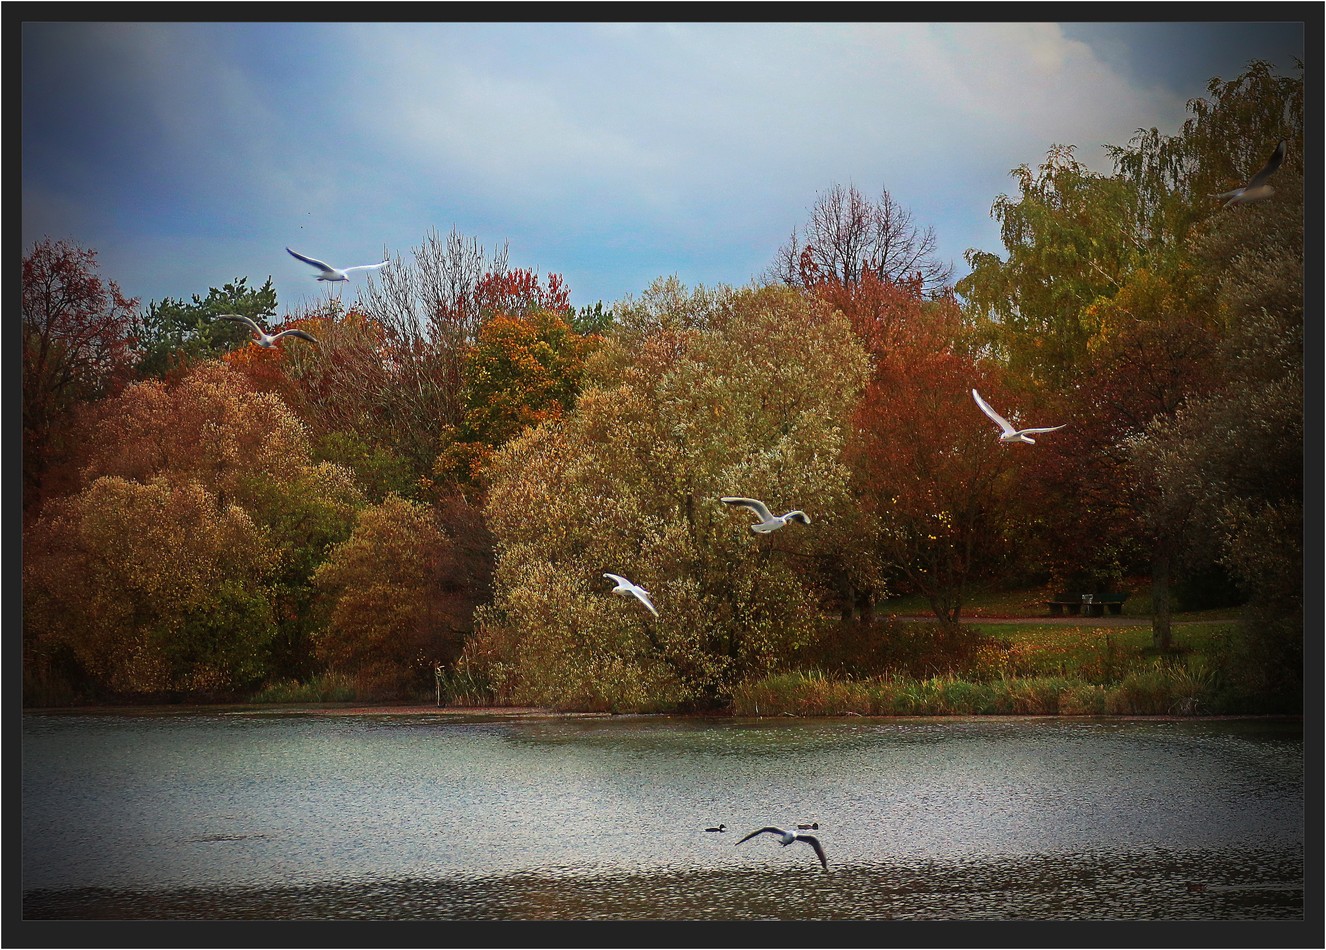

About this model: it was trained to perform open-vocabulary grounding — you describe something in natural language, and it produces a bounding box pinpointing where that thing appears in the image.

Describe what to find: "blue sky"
[20,19,1307,317]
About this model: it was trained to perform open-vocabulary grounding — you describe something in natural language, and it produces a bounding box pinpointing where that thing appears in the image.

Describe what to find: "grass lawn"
[969,621,1241,678]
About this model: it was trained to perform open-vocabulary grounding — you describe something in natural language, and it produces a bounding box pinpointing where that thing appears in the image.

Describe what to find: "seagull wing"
[1018,424,1066,435]
[800,834,828,869]
[340,261,388,274]
[721,497,773,521]
[972,389,1015,434]
[632,588,659,617]
[1246,140,1287,190]
[217,313,264,333]
[736,827,784,845]
[272,329,320,344]
[286,247,337,275]
[603,573,630,588]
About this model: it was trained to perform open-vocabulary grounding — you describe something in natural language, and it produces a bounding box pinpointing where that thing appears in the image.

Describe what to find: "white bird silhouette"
[218,314,319,348]
[972,389,1064,445]
[736,826,828,870]
[1214,140,1286,207]
[286,247,388,282]
[719,497,810,534]
[603,573,659,617]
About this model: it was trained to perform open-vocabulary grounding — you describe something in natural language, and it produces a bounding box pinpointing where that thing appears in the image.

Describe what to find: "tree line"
[21,62,1303,710]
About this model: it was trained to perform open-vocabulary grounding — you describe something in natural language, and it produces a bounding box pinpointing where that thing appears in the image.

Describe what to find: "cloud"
[22,20,1285,314]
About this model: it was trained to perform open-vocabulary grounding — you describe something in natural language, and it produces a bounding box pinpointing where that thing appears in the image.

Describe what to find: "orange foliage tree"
[435,306,598,492]
[827,275,1032,625]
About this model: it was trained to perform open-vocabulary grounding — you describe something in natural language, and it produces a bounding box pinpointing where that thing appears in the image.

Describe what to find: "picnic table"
[1044,592,1128,617]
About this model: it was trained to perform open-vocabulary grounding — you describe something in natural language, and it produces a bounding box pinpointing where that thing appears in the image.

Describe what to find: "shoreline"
[21,703,1301,722]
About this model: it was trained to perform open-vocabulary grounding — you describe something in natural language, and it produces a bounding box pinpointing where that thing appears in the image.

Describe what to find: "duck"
[705,824,726,833]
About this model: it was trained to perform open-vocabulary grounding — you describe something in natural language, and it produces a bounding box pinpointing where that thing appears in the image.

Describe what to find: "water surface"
[21,712,1304,920]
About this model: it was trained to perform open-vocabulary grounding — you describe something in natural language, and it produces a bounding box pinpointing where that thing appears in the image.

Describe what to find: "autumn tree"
[21,238,139,515]
[24,476,278,699]
[469,282,871,710]
[435,307,599,491]
[768,183,953,296]
[837,274,1029,625]
[350,227,511,473]
[65,361,366,681]
[312,494,480,699]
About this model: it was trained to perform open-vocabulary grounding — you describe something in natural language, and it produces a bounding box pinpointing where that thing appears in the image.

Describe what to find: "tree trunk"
[856,589,874,626]
[1151,545,1173,652]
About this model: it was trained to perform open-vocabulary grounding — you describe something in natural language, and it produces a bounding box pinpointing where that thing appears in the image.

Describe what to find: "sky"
[19,18,1308,318]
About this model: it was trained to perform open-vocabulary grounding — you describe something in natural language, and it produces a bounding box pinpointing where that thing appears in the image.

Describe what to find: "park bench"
[1044,592,1129,617]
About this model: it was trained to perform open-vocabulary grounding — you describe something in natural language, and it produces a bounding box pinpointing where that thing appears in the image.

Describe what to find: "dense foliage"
[21,62,1304,712]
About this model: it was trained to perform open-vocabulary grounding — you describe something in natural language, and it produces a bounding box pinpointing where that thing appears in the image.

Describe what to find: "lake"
[20,711,1304,922]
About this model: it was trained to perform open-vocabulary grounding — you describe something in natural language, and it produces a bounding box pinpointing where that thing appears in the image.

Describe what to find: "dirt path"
[887,613,1230,626]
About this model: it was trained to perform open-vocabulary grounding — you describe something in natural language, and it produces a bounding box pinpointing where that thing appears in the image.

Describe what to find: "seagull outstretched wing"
[1246,140,1287,191]
[218,313,264,333]
[972,389,1015,435]
[341,261,388,275]
[800,833,828,869]
[286,247,338,276]
[736,827,784,845]
[721,497,774,521]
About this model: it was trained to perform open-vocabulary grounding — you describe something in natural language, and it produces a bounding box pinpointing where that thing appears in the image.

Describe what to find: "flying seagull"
[972,389,1065,445]
[736,826,828,870]
[719,497,811,534]
[218,314,319,348]
[1215,140,1287,207]
[603,573,659,617]
[286,247,388,282]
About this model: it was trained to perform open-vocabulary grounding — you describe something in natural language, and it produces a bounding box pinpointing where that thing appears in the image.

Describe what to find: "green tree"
[1128,165,1302,674]
[956,145,1146,388]
[135,276,279,379]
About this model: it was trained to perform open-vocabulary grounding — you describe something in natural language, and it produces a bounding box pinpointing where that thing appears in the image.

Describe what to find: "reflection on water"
[21,714,1304,920]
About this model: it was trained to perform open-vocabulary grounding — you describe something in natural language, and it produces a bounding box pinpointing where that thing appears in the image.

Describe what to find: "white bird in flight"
[218,314,319,348]
[603,573,659,617]
[719,497,811,534]
[972,389,1064,445]
[1214,140,1286,207]
[286,247,388,283]
[736,826,828,870]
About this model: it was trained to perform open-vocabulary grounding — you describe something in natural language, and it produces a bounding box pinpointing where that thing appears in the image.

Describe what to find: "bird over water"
[736,825,828,870]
